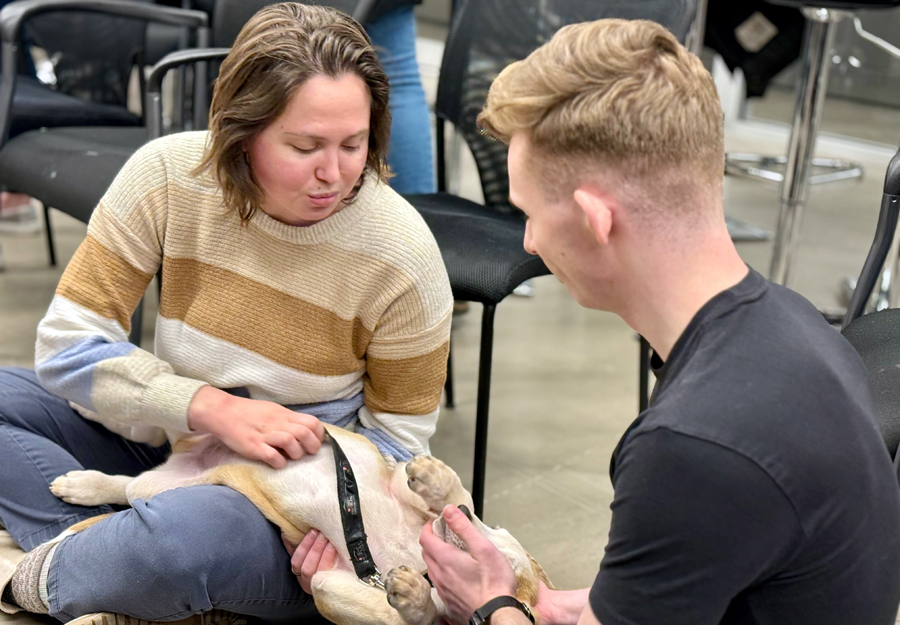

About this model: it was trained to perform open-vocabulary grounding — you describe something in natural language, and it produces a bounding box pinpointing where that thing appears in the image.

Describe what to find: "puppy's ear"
[513,551,553,606]
[529,552,554,589]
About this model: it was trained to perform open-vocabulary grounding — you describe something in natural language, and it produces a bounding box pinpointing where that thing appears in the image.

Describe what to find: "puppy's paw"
[50,471,130,506]
[406,455,470,513]
[385,566,438,625]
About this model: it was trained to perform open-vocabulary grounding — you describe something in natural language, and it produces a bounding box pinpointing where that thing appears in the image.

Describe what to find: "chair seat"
[841,308,900,457]
[768,0,900,9]
[404,192,550,304]
[0,126,148,223]
[10,77,140,139]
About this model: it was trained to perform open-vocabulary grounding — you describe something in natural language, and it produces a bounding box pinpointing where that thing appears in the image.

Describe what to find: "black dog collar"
[327,431,384,589]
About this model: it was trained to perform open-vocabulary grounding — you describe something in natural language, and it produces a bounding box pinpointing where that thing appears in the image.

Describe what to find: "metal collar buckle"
[359,569,386,591]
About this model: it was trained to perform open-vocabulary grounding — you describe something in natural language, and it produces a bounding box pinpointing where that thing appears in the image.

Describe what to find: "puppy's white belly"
[183,436,425,575]
[265,451,425,573]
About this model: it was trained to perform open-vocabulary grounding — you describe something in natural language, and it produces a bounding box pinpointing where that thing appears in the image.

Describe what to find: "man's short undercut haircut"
[478,19,725,192]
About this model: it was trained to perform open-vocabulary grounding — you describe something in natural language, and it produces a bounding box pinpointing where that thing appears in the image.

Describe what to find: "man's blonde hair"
[479,19,724,207]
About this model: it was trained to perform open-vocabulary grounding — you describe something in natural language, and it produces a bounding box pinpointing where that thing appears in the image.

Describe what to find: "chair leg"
[129,296,144,347]
[639,335,651,413]
[41,202,56,267]
[472,303,496,520]
[445,336,455,408]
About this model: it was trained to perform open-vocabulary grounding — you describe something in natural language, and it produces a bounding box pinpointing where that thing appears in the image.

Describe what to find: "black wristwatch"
[469,596,535,625]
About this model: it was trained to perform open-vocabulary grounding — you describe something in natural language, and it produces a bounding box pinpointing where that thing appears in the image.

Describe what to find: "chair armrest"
[885,150,900,196]
[147,47,229,95]
[145,47,229,140]
[0,0,208,44]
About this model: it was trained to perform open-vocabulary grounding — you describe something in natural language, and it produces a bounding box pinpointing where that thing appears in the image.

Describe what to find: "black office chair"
[0,0,209,238]
[403,0,697,518]
[841,148,900,458]
[0,1,171,266]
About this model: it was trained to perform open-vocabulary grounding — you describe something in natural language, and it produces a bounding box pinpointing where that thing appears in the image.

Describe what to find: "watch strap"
[469,596,535,625]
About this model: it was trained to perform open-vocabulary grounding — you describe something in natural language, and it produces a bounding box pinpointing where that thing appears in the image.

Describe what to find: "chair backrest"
[24,5,151,107]
[435,0,697,211]
[211,0,368,47]
[842,149,900,330]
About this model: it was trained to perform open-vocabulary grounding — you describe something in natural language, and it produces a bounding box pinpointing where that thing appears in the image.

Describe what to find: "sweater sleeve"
[34,137,207,436]
[356,216,453,460]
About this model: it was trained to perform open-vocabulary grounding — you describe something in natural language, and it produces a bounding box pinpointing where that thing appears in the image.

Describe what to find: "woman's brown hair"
[195,2,391,222]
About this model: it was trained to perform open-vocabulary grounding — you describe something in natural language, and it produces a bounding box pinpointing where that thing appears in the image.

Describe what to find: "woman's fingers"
[290,412,325,440]
[253,442,287,469]
[298,532,332,594]
[266,430,305,460]
[291,530,320,574]
[283,423,322,455]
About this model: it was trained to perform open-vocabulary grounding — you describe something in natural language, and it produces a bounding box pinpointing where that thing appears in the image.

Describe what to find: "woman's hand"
[188,385,325,468]
[282,529,337,594]
[419,505,518,619]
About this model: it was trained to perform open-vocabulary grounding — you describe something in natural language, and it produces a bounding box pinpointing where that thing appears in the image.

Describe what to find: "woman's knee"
[53,485,289,618]
[117,485,282,580]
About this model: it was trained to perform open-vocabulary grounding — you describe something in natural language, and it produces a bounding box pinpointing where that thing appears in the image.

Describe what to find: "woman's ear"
[574,188,612,246]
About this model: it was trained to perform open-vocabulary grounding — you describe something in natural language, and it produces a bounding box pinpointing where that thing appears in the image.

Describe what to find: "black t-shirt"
[589,269,900,625]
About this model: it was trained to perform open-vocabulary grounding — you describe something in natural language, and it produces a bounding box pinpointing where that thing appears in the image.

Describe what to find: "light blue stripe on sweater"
[285,392,412,461]
[36,336,136,411]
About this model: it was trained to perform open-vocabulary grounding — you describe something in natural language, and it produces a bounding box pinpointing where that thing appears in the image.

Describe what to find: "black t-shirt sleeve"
[590,428,802,625]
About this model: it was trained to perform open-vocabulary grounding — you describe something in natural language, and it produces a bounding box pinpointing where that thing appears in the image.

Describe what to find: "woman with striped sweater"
[0,4,451,624]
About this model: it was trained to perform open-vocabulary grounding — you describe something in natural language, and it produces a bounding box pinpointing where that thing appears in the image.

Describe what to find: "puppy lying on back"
[49,425,550,625]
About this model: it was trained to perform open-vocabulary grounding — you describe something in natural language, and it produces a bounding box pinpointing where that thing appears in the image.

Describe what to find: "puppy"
[48,425,550,625]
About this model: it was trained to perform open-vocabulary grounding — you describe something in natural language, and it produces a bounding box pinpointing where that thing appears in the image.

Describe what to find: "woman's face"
[246,73,371,226]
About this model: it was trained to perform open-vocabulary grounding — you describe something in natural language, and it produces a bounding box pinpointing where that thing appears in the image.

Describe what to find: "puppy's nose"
[458,504,472,521]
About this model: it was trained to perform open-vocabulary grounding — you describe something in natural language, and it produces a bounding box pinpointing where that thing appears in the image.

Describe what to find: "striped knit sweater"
[35,131,453,459]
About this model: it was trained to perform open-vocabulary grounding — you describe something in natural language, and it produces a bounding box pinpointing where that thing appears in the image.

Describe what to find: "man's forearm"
[490,606,536,625]
[541,588,592,625]
[488,588,591,625]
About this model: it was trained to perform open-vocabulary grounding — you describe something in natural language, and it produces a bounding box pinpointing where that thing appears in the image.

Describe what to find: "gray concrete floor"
[1,37,898,616]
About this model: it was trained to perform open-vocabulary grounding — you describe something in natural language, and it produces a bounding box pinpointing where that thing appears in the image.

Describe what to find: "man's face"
[508,134,610,309]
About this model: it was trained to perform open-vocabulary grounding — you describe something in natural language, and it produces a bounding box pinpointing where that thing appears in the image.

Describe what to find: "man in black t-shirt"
[412,18,900,625]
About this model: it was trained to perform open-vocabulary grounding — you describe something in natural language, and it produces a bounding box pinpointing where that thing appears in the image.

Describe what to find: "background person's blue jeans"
[367,6,436,195]
[0,368,317,623]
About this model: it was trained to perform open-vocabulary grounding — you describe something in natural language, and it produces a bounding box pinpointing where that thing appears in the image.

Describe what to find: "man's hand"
[188,385,325,468]
[282,529,337,594]
[419,505,517,619]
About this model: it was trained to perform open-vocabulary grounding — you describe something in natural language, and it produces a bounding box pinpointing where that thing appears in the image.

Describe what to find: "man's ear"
[574,187,612,246]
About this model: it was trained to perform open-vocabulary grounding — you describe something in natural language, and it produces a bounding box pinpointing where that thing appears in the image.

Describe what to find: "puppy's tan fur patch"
[205,464,307,546]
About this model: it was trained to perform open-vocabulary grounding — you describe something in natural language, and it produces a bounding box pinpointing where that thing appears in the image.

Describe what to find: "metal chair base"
[726,153,863,185]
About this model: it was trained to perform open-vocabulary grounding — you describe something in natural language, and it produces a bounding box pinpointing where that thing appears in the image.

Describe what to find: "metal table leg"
[770,8,850,286]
